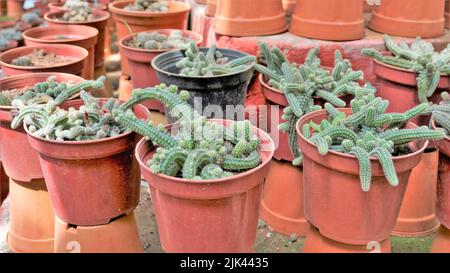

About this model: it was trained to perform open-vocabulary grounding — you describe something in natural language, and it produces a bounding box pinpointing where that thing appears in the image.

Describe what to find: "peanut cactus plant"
[429,91,450,135]
[126,30,193,50]
[124,0,169,12]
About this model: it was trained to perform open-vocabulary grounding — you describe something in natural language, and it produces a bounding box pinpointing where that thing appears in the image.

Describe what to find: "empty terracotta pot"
[0,44,88,77]
[6,0,24,19]
[119,29,203,112]
[136,119,275,252]
[260,159,309,236]
[7,178,55,253]
[23,25,98,80]
[48,1,107,12]
[303,226,391,253]
[430,225,450,253]
[54,213,143,253]
[0,73,84,182]
[290,0,364,41]
[369,0,445,38]
[392,149,440,237]
[0,162,8,205]
[215,0,288,37]
[44,9,110,69]
[205,0,216,17]
[297,109,428,245]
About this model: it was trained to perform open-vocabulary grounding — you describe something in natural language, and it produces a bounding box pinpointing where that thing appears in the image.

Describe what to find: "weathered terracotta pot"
[260,159,309,236]
[0,73,84,182]
[369,0,445,38]
[48,1,107,12]
[54,213,143,253]
[7,178,55,253]
[303,226,391,253]
[433,120,450,229]
[6,0,24,19]
[119,29,203,112]
[0,162,8,204]
[215,0,288,37]
[297,109,428,245]
[136,119,275,253]
[392,149,440,237]
[0,44,88,77]
[44,9,110,69]
[26,99,150,226]
[290,0,364,41]
[205,0,216,17]
[23,25,98,79]
[430,225,450,253]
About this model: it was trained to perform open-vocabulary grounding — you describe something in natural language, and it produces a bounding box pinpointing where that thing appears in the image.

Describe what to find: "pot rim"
[118,29,203,54]
[136,118,275,184]
[0,44,89,71]
[23,25,99,44]
[151,47,255,79]
[296,108,429,162]
[44,9,111,24]
[108,0,191,17]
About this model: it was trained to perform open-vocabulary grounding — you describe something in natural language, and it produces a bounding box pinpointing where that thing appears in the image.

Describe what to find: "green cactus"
[124,0,169,12]
[127,30,193,50]
[429,92,450,135]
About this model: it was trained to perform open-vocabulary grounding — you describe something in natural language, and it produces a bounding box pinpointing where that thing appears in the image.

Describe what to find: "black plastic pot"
[151,48,254,121]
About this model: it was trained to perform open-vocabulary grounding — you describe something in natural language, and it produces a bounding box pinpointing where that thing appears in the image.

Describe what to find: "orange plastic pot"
[26,99,150,226]
[44,9,110,69]
[430,226,450,253]
[297,109,428,245]
[0,162,8,204]
[109,0,191,74]
[289,0,364,41]
[303,226,391,253]
[434,121,450,229]
[23,25,98,80]
[369,0,445,38]
[6,0,24,19]
[119,29,203,112]
[0,73,84,182]
[7,178,55,253]
[48,1,107,12]
[215,0,288,37]
[260,159,309,236]
[0,44,88,77]
[136,119,275,253]
[392,149,440,237]
[54,213,143,253]
[283,0,297,16]
[205,0,216,17]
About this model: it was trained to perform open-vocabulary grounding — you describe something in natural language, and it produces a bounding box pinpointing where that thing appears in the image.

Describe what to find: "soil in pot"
[10,49,77,67]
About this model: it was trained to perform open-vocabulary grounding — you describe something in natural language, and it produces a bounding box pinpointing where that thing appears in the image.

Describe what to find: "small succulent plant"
[124,0,169,12]
[0,27,22,41]
[362,35,450,103]
[300,92,445,192]
[112,84,263,180]
[429,92,450,136]
[127,30,193,50]
[0,36,11,51]
[59,5,98,22]
[63,0,90,9]
[21,11,42,26]
[176,41,256,77]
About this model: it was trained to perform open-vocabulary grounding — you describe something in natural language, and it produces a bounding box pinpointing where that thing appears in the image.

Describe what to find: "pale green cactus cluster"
[62,0,89,9]
[176,41,256,77]
[127,30,193,50]
[301,92,445,192]
[112,84,263,180]
[0,27,22,43]
[124,0,169,12]
[255,42,375,165]
[21,11,42,25]
[60,5,98,22]
[362,35,450,103]
[429,92,450,135]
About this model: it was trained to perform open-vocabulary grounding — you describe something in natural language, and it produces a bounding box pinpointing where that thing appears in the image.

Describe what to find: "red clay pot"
[26,99,150,226]
[109,0,191,74]
[289,0,364,41]
[23,25,98,80]
[260,159,309,236]
[0,73,84,182]
[6,0,24,20]
[119,29,203,112]
[136,119,275,253]
[392,149,440,237]
[0,44,88,77]
[215,0,287,37]
[303,226,391,253]
[54,213,143,253]
[446,0,450,29]
[48,1,107,12]
[0,162,8,204]
[297,109,428,245]
[44,9,110,69]
[205,0,216,17]
[433,121,450,229]
[7,178,55,253]
[430,225,450,253]
[369,0,445,38]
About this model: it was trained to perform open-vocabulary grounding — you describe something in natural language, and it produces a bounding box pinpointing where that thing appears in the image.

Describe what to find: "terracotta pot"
[303,226,391,253]
[119,29,203,112]
[392,149,440,237]
[7,178,55,253]
[283,0,297,16]
[23,25,98,80]
[215,0,287,37]
[0,44,88,77]
[290,0,364,41]
[48,1,107,12]
[6,0,24,20]
[109,0,191,74]
[25,99,150,226]
[433,120,450,229]
[44,10,110,69]
[446,0,450,29]
[297,109,428,245]
[0,162,8,204]
[205,0,216,17]
[136,119,275,252]
[369,0,445,38]
[118,72,133,101]
[430,225,450,253]
[260,159,309,236]
[54,213,143,253]
[0,73,84,182]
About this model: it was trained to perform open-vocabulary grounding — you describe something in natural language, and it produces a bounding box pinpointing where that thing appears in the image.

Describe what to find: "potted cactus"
[296,92,444,245]
[21,10,44,27]
[112,84,275,252]
[49,0,108,12]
